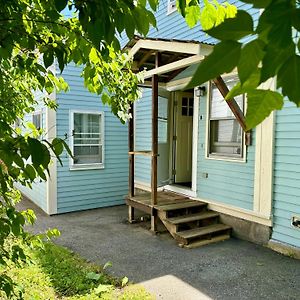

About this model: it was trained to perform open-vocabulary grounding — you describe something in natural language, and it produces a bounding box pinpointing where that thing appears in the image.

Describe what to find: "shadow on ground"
[19,198,300,300]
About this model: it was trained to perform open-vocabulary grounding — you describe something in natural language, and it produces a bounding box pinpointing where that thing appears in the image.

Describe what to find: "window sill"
[69,164,104,171]
[206,155,246,163]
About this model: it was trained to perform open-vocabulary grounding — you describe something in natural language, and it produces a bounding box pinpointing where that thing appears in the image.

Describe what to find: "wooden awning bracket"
[213,76,251,146]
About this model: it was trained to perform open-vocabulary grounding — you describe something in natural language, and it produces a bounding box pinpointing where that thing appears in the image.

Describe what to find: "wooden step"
[175,224,231,245]
[155,201,206,211]
[167,211,219,225]
[181,234,230,249]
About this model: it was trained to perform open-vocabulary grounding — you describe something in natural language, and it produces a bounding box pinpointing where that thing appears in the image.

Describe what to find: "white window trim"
[167,0,177,15]
[69,109,105,171]
[205,76,247,163]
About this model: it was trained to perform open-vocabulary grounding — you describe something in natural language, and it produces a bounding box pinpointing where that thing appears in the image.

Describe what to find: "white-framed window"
[70,111,104,169]
[207,76,245,160]
[167,0,177,14]
[32,111,42,130]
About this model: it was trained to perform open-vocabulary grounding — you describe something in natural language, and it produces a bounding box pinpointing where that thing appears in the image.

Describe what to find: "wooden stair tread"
[181,234,230,249]
[156,201,206,211]
[176,224,231,240]
[167,211,219,225]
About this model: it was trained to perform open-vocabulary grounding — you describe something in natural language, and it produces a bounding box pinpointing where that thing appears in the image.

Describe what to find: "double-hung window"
[71,111,104,169]
[208,76,244,159]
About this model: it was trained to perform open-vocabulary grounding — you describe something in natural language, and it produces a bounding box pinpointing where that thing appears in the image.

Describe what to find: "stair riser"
[176,216,219,232]
[166,206,208,218]
[175,228,232,245]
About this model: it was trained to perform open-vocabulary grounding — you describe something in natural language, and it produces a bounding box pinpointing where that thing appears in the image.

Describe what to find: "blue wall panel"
[272,102,300,248]
[16,99,47,212]
[56,63,128,213]
[196,93,256,210]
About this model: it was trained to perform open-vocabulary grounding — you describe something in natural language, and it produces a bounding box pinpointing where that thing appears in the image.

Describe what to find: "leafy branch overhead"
[184,0,300,129]
[0,0,158,297]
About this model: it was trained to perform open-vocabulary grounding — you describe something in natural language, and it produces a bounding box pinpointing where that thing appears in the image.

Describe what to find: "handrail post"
[151,52,160,232]
[128,103,135,223]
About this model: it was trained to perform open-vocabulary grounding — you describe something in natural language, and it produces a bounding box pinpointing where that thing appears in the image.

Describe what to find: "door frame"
[164,87,199,197]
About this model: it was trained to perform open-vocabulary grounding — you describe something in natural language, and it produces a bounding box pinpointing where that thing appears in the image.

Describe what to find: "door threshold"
[164,184,197,198]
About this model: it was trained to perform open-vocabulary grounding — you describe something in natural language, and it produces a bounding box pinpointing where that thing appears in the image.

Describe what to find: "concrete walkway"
[19,198,300,300]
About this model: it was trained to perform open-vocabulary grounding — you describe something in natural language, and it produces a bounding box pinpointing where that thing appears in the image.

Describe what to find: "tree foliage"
[2,0,299,298]
[183,0,300,129]
[0,0,158,298]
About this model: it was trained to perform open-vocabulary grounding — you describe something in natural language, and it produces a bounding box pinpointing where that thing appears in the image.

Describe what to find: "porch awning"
[125,36,213,85]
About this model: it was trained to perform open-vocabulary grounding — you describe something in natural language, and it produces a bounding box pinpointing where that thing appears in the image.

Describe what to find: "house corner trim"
[46,95,57,215]
[253,80,276,220]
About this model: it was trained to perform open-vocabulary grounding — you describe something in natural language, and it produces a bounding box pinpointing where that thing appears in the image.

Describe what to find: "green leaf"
[52,138,64,156]
[186,40,241,88]
[28,137,44,166]
[238,40,265,84]
[226,70,260,99]
[24,164,36,181]
[261,43,294,83]
[246,90,283,129]
[121,276,129,287]
[206,10,254,41]
[54,0,68,12]
[148,0,158,11]
[185,5,201,28]
[94,284,113,295]
[43,49,54,69]
[242,0,271,8]
[101,93,110,105]
[13,153,24,168]
[61,140,73,158]
[277,54,300,106]
[291,9,300,31]
[86,272,101,281]
[54,48,65,73]
[103,261,112,270]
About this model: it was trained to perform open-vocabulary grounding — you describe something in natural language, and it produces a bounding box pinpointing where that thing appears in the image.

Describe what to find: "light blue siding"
[196,93,256,210]
[121,1,258,47]
[17,100,47,212]
[134,88,152,184]
[272,102,300,248]
[56,63,128,213]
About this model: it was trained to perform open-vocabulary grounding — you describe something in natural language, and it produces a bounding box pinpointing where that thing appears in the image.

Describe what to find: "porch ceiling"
[125,36,213,83]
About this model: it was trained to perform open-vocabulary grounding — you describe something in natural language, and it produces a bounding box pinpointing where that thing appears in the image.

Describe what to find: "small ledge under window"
[206,76,246,162]
[167,0,177,15]
[69,110,104,170]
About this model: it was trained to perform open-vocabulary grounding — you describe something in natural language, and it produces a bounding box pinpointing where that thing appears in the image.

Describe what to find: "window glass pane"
[210,119,242,156]
[73,113,102,165]
[33,114,41,130]
[158,96,168,143]
[210,78,243,119]
[182,107,188,116]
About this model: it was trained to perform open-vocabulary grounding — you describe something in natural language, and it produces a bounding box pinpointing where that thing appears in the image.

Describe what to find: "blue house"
[18,1,300,256]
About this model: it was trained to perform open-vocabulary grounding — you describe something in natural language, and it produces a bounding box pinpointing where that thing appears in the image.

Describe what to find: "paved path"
[19,198,300,300]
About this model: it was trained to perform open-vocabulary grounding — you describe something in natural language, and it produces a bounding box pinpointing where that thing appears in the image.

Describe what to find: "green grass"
[1,242,153,300]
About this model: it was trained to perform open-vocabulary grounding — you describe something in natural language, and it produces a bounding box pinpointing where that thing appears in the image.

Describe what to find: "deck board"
[126,191,191,209]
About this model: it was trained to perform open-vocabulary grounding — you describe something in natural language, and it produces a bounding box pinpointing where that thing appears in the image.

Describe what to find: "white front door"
[174,92,194,184]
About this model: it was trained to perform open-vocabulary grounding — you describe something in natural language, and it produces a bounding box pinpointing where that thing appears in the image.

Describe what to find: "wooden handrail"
[128,151,152,156]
